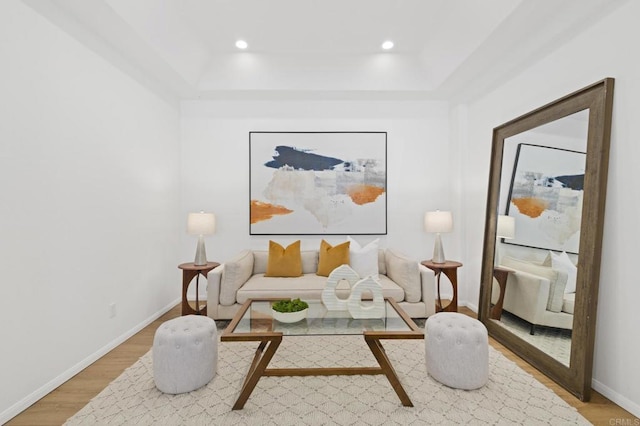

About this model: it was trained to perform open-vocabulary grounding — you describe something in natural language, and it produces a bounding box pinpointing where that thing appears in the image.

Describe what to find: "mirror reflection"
[480,78,614,400]
[490,110,588,367]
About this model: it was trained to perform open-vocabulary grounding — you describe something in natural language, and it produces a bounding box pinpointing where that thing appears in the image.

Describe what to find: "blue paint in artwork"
[265,145,344,171]
[554,174,584,191]
[534,174,584,190]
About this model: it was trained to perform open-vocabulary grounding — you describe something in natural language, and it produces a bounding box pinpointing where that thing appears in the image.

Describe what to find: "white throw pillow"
[551,251,577,294]
[347,236,379,279]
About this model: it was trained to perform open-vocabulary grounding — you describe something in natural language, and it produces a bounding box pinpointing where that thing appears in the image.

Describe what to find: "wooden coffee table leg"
[365,336,413,407]
[232,336,282,410]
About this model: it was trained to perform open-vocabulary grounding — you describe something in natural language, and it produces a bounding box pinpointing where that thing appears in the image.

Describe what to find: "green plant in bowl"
[271,299,309,323]
[272,298,309,313]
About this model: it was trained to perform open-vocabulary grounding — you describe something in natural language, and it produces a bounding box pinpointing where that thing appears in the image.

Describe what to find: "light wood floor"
[7,304,638,425]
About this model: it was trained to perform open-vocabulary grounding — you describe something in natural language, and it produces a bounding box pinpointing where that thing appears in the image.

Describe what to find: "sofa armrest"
[206,264,224,319]
[503,270,551,324]
[217,250,255,307]
[419,264,436,317]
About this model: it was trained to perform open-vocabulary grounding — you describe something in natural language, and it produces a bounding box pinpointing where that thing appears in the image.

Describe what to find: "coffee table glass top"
[229,299,415,336]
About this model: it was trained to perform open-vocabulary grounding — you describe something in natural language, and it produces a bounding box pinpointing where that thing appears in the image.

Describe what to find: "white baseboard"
[592,378,640,418]
[463,301,479,313]
[0,297,180,425]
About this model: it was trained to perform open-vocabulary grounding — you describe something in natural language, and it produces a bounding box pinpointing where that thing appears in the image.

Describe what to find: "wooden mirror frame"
[478,78,614,401]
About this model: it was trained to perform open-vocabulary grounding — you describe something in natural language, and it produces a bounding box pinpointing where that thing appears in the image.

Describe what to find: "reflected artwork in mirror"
[479,79,614,401]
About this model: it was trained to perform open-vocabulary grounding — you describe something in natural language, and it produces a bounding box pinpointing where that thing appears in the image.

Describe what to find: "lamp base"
[194,235,208,266]
[432,233,446,264]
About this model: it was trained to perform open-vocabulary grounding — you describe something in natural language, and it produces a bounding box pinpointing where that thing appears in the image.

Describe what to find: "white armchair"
[492,256,574,334]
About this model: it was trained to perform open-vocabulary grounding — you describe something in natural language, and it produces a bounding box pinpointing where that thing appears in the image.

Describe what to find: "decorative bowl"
[271,308,308,323]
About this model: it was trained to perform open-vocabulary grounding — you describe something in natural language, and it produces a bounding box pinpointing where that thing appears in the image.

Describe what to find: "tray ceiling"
[23,0,628,101]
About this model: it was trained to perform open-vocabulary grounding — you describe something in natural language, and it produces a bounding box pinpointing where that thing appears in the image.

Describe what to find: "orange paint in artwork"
[511,197,548,218]
[250,200,293,224]
[347,185,385,205]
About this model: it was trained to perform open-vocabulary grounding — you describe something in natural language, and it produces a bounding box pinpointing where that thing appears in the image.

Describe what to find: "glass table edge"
[220,297,423,340]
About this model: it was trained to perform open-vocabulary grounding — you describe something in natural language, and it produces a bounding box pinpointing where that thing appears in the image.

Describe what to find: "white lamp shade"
[424,211,453,233]
[187,212,216,235]
[497,215,515,239]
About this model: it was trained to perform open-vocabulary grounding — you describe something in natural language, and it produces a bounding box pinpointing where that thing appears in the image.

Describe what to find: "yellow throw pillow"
[317,240,350,277]
[265,240,303,277]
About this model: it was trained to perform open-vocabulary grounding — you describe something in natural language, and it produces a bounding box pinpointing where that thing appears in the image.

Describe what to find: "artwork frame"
[249,131,387,235]
[505,143,586,254]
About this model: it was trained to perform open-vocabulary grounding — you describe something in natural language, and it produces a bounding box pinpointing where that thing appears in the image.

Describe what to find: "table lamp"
[495,215,515,267]
[424,210,453,264]
[187,211,216,266]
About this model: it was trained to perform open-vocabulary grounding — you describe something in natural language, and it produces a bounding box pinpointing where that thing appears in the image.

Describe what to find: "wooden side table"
[421,260,463,313]
[490,266,512,320]
[178,262,220,316]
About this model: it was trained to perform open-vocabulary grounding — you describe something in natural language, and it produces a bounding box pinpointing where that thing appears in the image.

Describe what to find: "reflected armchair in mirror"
[491,255,574,335]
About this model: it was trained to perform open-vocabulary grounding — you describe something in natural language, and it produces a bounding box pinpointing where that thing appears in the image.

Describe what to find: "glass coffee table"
[220,297,424,410]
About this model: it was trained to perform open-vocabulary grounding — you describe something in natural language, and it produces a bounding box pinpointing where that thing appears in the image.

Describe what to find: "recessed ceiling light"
[381,40,394,50]
[235,40,248,50]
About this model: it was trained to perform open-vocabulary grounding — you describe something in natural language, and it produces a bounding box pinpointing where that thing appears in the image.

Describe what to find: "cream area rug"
[66,335,590,425]
[499,311,572,367]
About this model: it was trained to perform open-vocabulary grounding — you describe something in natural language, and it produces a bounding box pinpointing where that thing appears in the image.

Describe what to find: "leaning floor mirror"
[478,78,614,401]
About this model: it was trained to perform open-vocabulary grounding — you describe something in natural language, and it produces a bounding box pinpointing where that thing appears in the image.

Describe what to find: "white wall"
[180,100,459,283]
[0,1,181,421]
[457,0,640,416]
[4,0,637,420]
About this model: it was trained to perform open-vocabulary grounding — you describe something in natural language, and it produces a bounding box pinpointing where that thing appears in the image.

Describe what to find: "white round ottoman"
[425,312,488,390]
[153,315,218,394]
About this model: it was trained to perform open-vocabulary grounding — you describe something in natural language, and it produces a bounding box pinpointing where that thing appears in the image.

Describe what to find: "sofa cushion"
[501,256,568,313]
[265,240,302,277]
[236,273,404,304]
[254,250,318,275]
[347,236,379,279]
[301,251,319,274]
[220,250,254,306]
[317,240,350,277]
[256,247,375,276]
[253,251,269,275]
[384,249,421,303]
[562,293,575,314]
[378,249,386,275]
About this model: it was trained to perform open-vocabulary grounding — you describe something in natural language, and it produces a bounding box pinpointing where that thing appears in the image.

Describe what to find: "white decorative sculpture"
[322,265,360,311]
[322,265,385,318]
[347,276,385,319]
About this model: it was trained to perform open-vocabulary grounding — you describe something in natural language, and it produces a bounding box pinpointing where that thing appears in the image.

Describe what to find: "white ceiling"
[23,0,627,102]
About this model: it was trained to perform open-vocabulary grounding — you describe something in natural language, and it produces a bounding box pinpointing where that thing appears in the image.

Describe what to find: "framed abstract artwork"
[505,143,586,253]
[249,131,387,235]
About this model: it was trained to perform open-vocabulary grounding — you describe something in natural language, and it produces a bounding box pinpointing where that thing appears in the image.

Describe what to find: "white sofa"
[492,256,574,334]
[206,248,436,320]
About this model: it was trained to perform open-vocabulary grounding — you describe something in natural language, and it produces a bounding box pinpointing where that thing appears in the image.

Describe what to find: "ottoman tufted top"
[427,312,486,329]
[154,315,217,348]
